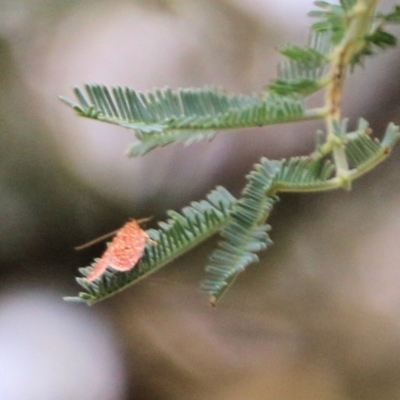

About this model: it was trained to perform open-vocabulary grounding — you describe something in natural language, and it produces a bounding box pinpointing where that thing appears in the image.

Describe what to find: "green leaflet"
[60,85,319,155]
[202,159,281,305]
[269,32,331,96]
[309,1,352,44]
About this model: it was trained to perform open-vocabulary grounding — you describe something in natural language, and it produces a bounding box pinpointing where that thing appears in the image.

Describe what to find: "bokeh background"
[2,0,400,399]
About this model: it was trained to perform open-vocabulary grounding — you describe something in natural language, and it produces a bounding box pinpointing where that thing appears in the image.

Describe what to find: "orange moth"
[76,218,151,282]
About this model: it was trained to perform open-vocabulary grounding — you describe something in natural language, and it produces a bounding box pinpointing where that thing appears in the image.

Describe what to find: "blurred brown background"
[1,0,400,399]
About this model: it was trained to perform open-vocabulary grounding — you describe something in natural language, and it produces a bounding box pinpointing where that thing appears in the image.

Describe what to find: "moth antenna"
[75,229,119,251]
[135,216,153,225]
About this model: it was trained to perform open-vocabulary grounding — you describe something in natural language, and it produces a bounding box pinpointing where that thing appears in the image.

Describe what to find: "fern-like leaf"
[380,5,400,24]
[275,156,335,192]
[309,1,351,44]
[202,159,281,305]
[346,121,400,175]
[352,27,398,67]
[65,186,236,305]
[60,85,322,156]
[269,32,331,96]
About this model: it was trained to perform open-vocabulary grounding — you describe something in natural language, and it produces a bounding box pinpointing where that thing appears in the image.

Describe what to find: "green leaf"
[61,85,316,156]
[274,157,334,192]
[346,121,400,171]
[378,5,400,24]
[202,159,281,305]
[269,32,330,96]
[268,79,322,96]
[351,28,397,68]
[310,1,349,44]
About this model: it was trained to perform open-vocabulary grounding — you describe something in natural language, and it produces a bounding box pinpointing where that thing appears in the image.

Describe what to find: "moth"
[76,218,152,282]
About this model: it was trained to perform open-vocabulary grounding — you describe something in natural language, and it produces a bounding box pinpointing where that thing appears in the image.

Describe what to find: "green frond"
[367,28,397,49]
[65,186,236,305]
[309,1,350,44]
[269,32,331,96]
[60,85,321,156]
[202,159,281,305]
[268,70,322,98]
[346,121,400,174]
[346,134,381,168]
[352,27,397,68]
[274,156,335,192]
[340,0,357,10]
[280,31,331,63]
[346,118,381,168]
[380,5,400,23]
[366,3,400,56]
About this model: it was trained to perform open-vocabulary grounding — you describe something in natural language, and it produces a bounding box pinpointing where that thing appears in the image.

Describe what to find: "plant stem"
[325,0,380,187]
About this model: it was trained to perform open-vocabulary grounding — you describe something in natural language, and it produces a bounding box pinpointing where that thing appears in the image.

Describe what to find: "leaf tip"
[63,296,87,303]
